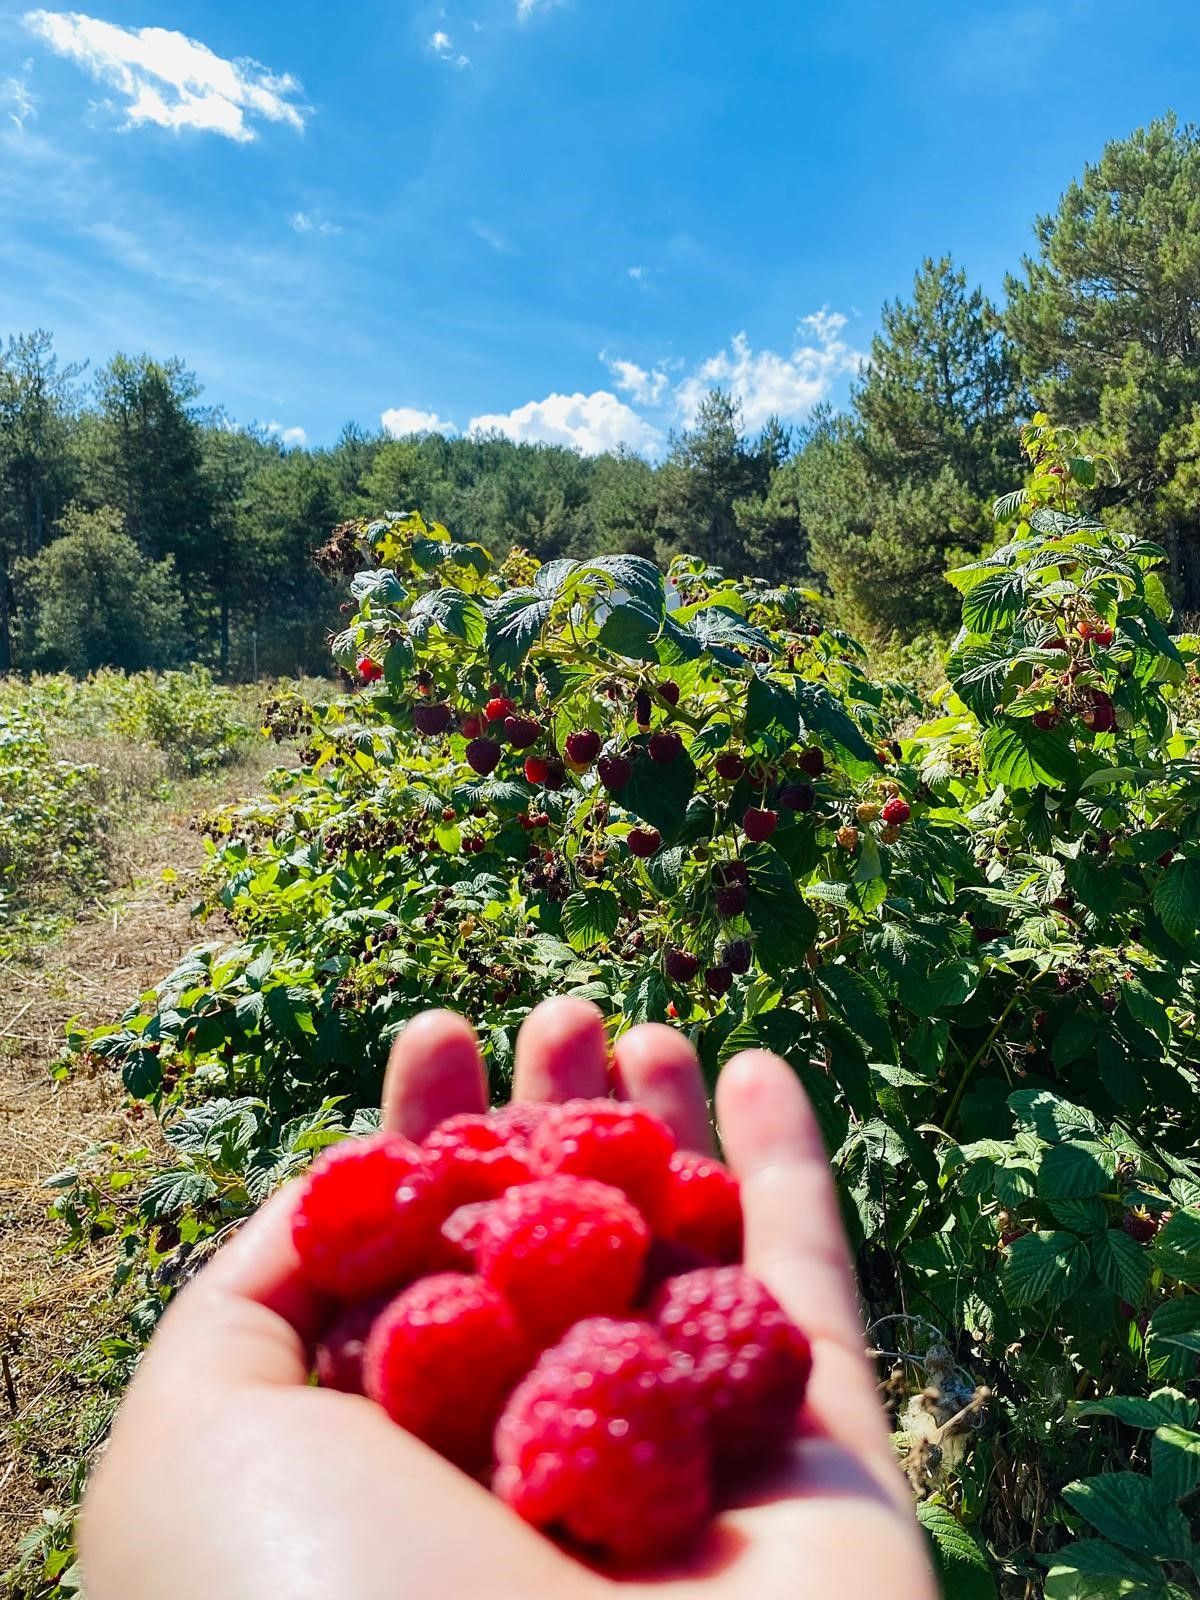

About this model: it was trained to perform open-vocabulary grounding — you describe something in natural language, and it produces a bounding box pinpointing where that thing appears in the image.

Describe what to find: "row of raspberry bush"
[58,416,1200,1598]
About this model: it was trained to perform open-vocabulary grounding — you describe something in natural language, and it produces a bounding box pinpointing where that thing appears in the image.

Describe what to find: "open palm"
[81,999,936,1600]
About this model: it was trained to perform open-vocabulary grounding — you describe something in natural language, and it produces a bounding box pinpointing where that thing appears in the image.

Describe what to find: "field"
[5,421,1200,1599]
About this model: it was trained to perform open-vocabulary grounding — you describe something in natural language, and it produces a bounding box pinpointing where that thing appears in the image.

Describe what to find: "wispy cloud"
[1,67,37,130]
[429,30,470,67]
[516,0,566,20]
[471,218,516,255]
[23,11,307,142]
[268,420,307,447]
[602,353,669,407]
[381,406,458,438]
[291,209,340,236]
[675,309,863,430]
[469,391,660,455]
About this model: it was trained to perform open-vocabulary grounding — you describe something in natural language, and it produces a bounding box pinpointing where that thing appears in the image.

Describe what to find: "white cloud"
[23,11,307,142]
[430,30,470,67]
[469,391,661,456]
[602,354,669,407]
[516,0,564,18]
[627,265,644,281]
[381,406,458,438]
[471,219,514,255]
[1,74,36,129]
[675,308,863,431]
[268,421,307,447]
[291,209,340,236]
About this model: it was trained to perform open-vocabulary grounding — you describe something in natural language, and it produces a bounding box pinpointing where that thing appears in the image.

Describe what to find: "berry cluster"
[294,1100,811,1566]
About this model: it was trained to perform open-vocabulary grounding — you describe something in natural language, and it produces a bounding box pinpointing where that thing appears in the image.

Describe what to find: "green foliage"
[61,423,1200,1593]
[109,666,251,775]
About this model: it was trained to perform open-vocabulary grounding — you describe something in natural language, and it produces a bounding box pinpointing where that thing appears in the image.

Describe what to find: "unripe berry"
[836,825,860,851]
[855,802,881,824]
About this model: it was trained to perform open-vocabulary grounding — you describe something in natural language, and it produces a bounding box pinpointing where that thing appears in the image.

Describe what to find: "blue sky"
[0,0,1197,454]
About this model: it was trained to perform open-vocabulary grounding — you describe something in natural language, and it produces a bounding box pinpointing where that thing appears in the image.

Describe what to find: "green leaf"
[561,890,620,953]
[745,850,818,978]
[1044,1539,1166,1599]
[816,965,896,1063]
[1147,1298,1200,1382]
[961,570,1026,634]
[1154,859,1200,947]
[744,675,800,757]
[1062,1472,1191,1558]
[981,719,1077,790]
[1039,1141,1117,1198]
[619,741,696,839]
[792,681,878,775]
[1090,1230,1152,1303]
[485,591,553,670]
[1009,1091,1100,1144]
[1076,1392,1198,1431]
[1121,979,1171,1047]
[140,1169,219,1220]
[597,600,660,661]
[408,587,486,646]
[1053,1012,1098,1070]
[1001,1230,1089,1308]
[350,567,407,604]
[689,605,773,659]
[1150,1210,1200,1283]
[914,1502,997,1600]
[1152,1424,1200,1504]
[575,554,665,617]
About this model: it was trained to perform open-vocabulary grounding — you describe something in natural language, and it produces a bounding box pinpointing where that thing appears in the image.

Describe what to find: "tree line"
[3,113,1200,678]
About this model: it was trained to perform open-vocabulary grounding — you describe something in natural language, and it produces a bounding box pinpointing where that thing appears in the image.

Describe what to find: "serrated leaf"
[1154,858,1200,947]
[619,741,696,839]
[1147,1299,1200,1382]
[1039,1141,1116,1198]
[1150,1210,1200,1283]
[575,554,665,616]
[744,675,800,757]
[409,587,486,646]
[1090,1230,1152,1303]
[1044,1539,1166,1598]
[1152,1424,1200,1504]
[597,600,660,661]
[561,890,620,953]
[982,719,1077,790]
[1062,1472,1191,1558]
[350,567,407,604]
[745,850,818,977]
[816,965,896,1063]
[1077,1392,1198,1430]
[1001,1229,1089,1308]
[485,591,553,670]
[140,1169,219,1220]
[1009,1091,1100,1144]
[962,570,1026,633]
[915,1502,997,1600]
[792,681,877,775]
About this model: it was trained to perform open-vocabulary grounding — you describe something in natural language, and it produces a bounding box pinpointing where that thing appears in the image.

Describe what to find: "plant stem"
[942,990,1022,1133]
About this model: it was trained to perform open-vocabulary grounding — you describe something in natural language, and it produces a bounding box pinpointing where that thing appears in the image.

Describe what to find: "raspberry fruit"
[488,1100,553,1149]
[661,1152,743,1263]
[879,824,901,845]
[722,938,752,974]
[412,702,452,736]
[649,729,683,765]
[1032,708,1062,731]
[486,696,516,723]
[466,737,502,776]
[836,825,860,851]
[665,948,700,984]
[659,681,681,706]
[881,796,911,826]
[531,1098,675,1227]
[798,746,825,778]
[1092,624,1115,648]
[1122,1207,1160,1244]
[714,751,746,781]
[505,714,541,749]
[779,782,815,812]
[634,689,653,726]
[628,826,662,858]
[652,1266,812,1470]
[742,808,778,842]
[715,881,748,918]
[459,712,484,740]
[705,965,733,998]
[855,802,881,824]
[315,1297,385,1394]
[1081,697,1117,734]
[523,755,551,785]
[494,1317,711,1565]
[598,753,633,792]
[423,1113,537,1206]
[291,1133,442,1299]
[357,656,383,684]
[565,729,601,766]
[714,859,749,887]
[364,1274,530,1470]
[474,1176,650,1343]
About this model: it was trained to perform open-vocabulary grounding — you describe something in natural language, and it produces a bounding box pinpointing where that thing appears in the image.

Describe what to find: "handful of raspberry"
[292,1097,813,1567]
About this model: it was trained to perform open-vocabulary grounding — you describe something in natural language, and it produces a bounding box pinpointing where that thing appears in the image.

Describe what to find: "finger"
[511,996,609,1103]
[611,1023,715,1153]
[717,1050,895,1465]
[382,1010,487,1139]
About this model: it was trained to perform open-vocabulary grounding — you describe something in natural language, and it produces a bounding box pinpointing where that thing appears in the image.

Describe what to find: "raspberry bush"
[58,415,1200,1597]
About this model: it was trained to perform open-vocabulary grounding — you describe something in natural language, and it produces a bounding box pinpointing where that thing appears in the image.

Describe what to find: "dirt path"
[0,756,276,1566]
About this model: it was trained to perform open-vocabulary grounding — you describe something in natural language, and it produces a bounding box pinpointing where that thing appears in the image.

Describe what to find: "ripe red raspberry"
[714,859,749,888]
[1092,624,1115,648]
[722,938,752,975]
[1082,697,1117,734]
[627,826,662,858]
[364,1274,530,1471]
[494,1317,711,1565]
[486,695,516,723]
[634,689,653,726]
[742,807,779,842]
[315,1297,386,1395]
[505,714,541,749]
[1122,1207,1160,1244]
[465,737,502,776]
[705,964,734,997]
[665,948,700,984]
[661,1152,743,1263]
[459,712,484,739]
[565,729,601,766]
[291,1134,442,1299]
[881,796,911,826]
[489,1100,552,1148]
[714,751,746,781]
[412,702,452,736]
[798,746,825,778]
[648,729,683,764]
[652,1266,811,1471]
[598,753,633,792]
[659,680,681,706]
[715,883,747,918]
[474,1176,649,1343]
[357,655,383,684]
[423,1112,537,1206]
[523,755,551,785]
[531,1098,675,1227]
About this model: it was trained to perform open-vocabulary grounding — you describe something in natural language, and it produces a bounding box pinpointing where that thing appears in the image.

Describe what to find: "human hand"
[80,998,937,1600]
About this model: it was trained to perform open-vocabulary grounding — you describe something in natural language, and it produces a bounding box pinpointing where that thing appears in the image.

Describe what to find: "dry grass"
[0,746,290,1565]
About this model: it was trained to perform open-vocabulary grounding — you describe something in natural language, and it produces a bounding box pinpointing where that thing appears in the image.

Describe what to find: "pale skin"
[80,998,937,1600]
